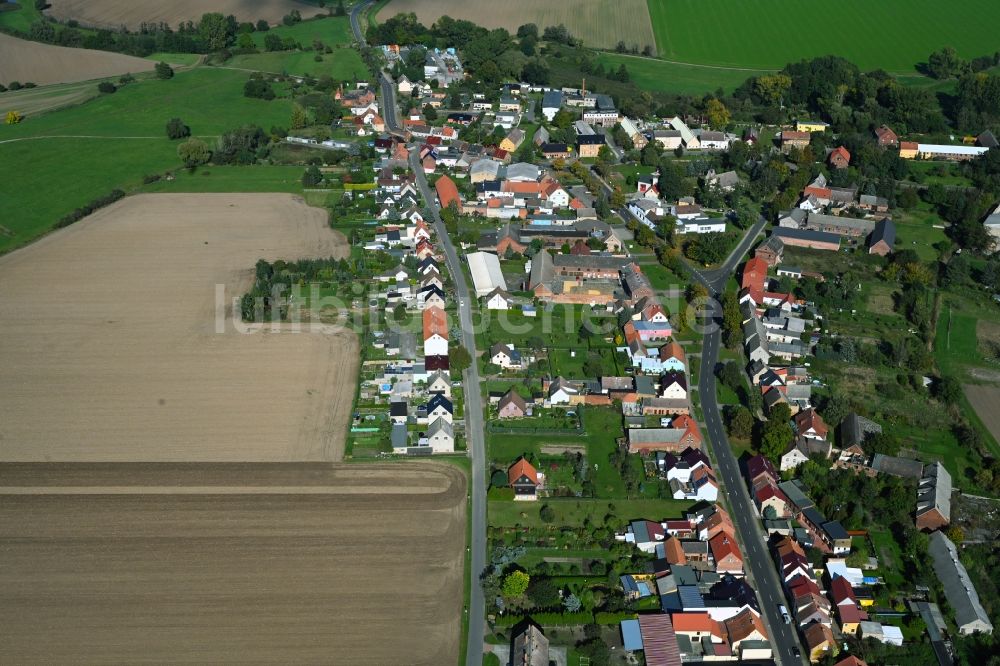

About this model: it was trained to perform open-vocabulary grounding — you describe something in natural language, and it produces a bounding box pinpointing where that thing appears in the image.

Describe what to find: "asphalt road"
[692,218,805,666]
[349,0,402,133]
[409,151,487,666]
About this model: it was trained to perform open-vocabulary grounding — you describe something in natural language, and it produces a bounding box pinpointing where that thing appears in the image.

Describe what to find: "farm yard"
[0,193,357,462]
[378,0,657,53]
[0,462,466,665]
[43,0,324,30]
[0,33,155,86]
[645,0,1000,72]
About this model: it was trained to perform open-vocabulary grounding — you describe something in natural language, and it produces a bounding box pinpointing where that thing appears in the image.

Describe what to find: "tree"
[335,0,346,16]
[926,46,967,79]
[198,12,236,52]
[946,526,965,543]
[501,571,530,598]
[539,503,555,523]
[563,593,582,612]
[244,77,275,100]
[450,344,472,373]
[302,164,323,187]
[934,376,962,405]
[5,110,23,125]
[264,33,284,51]
[290,103,309,130]
[721,291,742,348]
[760,419,793,461]
[256,19,269,31]
[97,81,116,94]
[154,60,174,80]
[490,470,507,488]
[165,117,191,140]
[706,98,730,127]
[422,103,438,121]
[728,406,754,440]
[177,138,210,168]
[527,577,560,607]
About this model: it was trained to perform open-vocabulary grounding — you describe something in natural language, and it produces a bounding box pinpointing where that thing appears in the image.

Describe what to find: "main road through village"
[354,4,799,661]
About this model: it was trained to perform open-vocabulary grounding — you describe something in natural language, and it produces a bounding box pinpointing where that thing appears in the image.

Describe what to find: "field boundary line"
[0,485,448,495]
[0,135,218,144]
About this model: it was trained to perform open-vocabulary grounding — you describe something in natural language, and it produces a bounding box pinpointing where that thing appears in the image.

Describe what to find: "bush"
[142,173,162,184]
[155,61,174,80]
[487,487,514,500]
[8,81,22,91]
[56,189,126,228]
[165,117,191,140]
[97,81,116,94]
[118,73,135,85]
[244,77,275,100]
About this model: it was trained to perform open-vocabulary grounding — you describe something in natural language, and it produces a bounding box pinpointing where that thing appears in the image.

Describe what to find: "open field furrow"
[45,0,322,30]
[0,33,155,86]
[0,462,466,665]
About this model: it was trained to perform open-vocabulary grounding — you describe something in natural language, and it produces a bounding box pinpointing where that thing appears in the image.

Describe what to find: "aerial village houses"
[509,457,542,500]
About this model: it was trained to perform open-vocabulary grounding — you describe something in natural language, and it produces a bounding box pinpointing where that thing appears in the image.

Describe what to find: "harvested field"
[45,0,319,30]
[0,32,155,86]
[964,384,1000,444]
[0,193,357,462]
[0,462,466,665]
[378,0,657,53]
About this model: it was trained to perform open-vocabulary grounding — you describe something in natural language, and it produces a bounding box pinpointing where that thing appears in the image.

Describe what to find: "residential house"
[509,457,541,500]
[699,131,730,151]
[725,608,771,660]
[389,400,408,425]
[781,131,811,152]
[867,218,895,256]
[659,372,688,400]
[425,393,453,424]
[484,287,513,310]
[511,623,549,666]
[627,415,703,454]
[489,342,524,369]
[916,461,951,530]
[754,483,791,519]
[434,174,461,210]
[829,146,851,169]
[803,622,836,663]
[755,235,785,267]
[899,141,919,159]
[794,408,828,442]
[709,533,744,575]
[422,306,449,357]
[927,531,993,635]
[539,143,571,159]
[498,389,528,419]
[796,120,829,133]
[541,90,563,121]
[500,128,525,152]
[658,341,687,373]
[874,125,898,148]
[426,370,451,398]
[418,284,447,310]
[705,169,741,192]
[577,134,606,158]
[426,417,454,452]
[547,376,580,405]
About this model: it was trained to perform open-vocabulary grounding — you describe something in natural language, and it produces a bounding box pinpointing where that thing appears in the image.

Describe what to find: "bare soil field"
[964,384,1000,444]
[378,0,657,52]
[0,462,466,665]
[0,32,155,86]
[46,0,320,30]
[0,193,357,462]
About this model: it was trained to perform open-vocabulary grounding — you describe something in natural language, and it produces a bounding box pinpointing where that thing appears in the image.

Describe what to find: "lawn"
[645,0,1000,73]
[893,207,949,261]
[223,46,367,80]
[0,67,295,253]
[547,347,622,378]
[935,308,981,373]
[489,497,694,529]
[596,52,766,95]
[0,1,44,33]
[145,52,201,66]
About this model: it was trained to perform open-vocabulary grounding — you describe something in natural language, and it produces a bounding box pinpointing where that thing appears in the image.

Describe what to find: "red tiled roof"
[671,612,723,637]
[423,306,449,340]
[434,175,461,209]
[508,457,538,485]
[638,614,682,666]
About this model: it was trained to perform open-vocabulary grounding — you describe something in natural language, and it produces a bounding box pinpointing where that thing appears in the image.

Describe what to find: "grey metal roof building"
[927,531,993,635]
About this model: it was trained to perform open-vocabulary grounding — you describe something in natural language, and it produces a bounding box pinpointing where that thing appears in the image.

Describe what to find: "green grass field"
[139,165,308,194]
[0,67,295,253]
[0,1,43,33]
[224,47,367,80]
[645,0,1000,73]
[145,52,201,66]
[489,497,694,528]
[596,52,766,95]
[251,16,356,50]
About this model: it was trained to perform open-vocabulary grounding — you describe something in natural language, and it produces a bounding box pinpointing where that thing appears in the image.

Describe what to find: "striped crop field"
[646,0,1000,73]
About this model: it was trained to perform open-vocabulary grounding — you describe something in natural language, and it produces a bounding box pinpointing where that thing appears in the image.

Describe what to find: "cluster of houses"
[644,115,735,152]
[612,504,774,662]
[628,188,729,236]
[356,169,459,455]
[382,44,464,88]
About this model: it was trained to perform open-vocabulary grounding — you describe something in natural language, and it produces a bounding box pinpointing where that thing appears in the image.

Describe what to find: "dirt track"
[0,33,156,86]
[0,462,466,665]
[0,193,357,462]
[46,0,321,30]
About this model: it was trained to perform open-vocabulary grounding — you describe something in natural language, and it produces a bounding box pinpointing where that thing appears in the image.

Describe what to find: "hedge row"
[493,611,593,627]
[56,189,126,228]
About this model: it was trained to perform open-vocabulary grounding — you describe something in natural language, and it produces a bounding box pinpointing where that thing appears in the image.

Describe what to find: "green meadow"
[595,52,765,95]
[224,46,367,80]
[251,15,356,49]
[0,67,296,253]
[645,0,1000,73]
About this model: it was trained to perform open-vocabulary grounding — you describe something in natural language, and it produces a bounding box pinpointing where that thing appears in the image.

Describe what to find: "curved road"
[690,218,806,666]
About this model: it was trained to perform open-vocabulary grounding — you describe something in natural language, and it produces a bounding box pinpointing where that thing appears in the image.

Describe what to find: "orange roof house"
[670,612,725,642]
[829,146,851,169]
[434,175,461,210]
[423,306,449,341]
[709,532,744,574]
[804,623,836,663]
[662,535,687,565]
[508,457,538,486]
[724,608,768,646]
[794,408,828,440]
[741,257,768,303]
[672,414,703,447]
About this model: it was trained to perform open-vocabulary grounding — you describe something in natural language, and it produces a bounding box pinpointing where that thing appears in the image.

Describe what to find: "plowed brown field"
[0,462,466,665]
[0,33,155,86]
[46,0,320,30]
[0,193,357,462]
